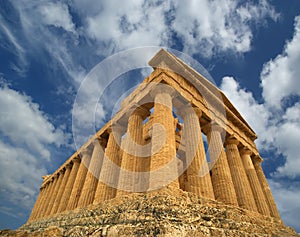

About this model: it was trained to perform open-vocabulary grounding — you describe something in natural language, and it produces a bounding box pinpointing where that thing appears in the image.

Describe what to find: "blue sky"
[0,0,300,232]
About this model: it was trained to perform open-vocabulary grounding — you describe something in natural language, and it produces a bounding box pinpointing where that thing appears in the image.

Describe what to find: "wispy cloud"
[38,2,76,34]
[0,15,27,76]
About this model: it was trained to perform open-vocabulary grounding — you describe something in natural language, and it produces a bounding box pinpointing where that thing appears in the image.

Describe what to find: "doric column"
[94,125,125,203]
[67,148,92,210]
[58,158,80,213]
[149,86,179,190]
[240,148,270,216]
[45,171,64,216]
[40,178,56,218]
[35,186,48,220]
[180,107,214,199]
[44,173,62,216]
[50,163,72,215]
[205,123,238,206]
[177,157,185,190]
[177,149,187,191]
[117,106,149,196]
[252,156,280,218]
[35,181,51,219]
[225,137,257,211]
[28,186,44,222]
[77,138,105,207]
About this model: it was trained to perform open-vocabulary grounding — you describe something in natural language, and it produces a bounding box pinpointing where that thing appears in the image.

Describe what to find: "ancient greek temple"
[27,49,281,223]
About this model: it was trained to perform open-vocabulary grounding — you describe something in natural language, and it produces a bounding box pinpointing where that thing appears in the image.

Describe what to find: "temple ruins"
[27,49,281,224]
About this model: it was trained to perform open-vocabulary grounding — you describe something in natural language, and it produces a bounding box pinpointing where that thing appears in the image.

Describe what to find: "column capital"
[42,179,51,189]
[92,136,107,147]
[225,136,240,146]
[58,168,66,175]
[65,162,73,169]
[150,84,175,98]
[177,106,202,119]
[240,147,252,156]
[80,147,92,158]
[251,155,263,164]
[72,157,81,164]
[108,122,126,134]
[130,104,150,119]
[46,177,54,186]
[202,121,224,134]
[42,175,51,181]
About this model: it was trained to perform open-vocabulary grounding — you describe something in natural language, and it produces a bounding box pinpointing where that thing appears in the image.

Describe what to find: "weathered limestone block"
[240,148,270,216]
[225,136,257,212]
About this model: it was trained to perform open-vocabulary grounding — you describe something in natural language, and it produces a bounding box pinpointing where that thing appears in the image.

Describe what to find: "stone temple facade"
[11,49,298,236]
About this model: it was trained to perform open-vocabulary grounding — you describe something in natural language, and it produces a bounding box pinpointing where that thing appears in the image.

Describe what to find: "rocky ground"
[1,188,299,236]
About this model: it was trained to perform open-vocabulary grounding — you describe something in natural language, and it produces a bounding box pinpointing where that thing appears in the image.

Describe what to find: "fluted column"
[181,107,214,199]
[141,114,152,190]
[177,149,187,191]
[77,138,105,207]
[35,181,51,219]
[43,177,58,217]
[50,163,72,215]
[225,137,257,211]
[28,186,44,222]
[205,123,238,206]
[94,125,125,202]
[58,158,80,212]
[252,156,280,218]
[35,186,48,220]
[149,86,179,190]
[45,171,65,216]
[67,148,92,210]
[241,148,270,216]
[41,178,56,218]
[117,106,149,196]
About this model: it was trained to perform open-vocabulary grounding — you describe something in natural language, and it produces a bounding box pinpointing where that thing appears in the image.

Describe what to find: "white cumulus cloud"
[261,16,300,108]
[83,0,278,57]
[172,0,278,57]
[0,141,47,209]
[0,82,69,213]
[0,84,65,160]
